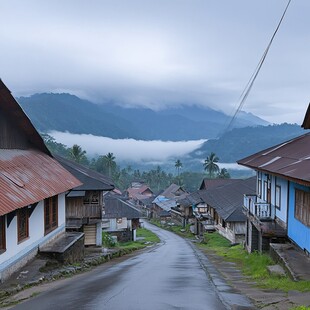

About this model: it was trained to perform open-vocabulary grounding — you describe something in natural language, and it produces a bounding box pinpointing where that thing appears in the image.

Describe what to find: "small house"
[0,80,81,281]
[199,178,256,243]
[56,156,114,246]
[102,195,141,242]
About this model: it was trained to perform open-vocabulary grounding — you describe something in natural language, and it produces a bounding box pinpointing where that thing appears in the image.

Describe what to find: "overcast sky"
[1,0,309,124]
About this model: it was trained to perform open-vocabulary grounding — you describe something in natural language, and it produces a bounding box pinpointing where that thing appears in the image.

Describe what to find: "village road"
[12,222,228,310]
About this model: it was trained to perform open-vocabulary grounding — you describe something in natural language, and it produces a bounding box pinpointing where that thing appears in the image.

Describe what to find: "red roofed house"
[0,80,81,282]
[126,184,153,200]
[126,182,154,216]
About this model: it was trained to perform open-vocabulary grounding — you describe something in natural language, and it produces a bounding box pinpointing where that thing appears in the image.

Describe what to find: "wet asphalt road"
[13,222,228,310]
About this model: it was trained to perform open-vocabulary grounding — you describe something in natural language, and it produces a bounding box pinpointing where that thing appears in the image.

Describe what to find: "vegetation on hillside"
[193,123,305,162]
[19,93,268,141]
[42,133,219,191]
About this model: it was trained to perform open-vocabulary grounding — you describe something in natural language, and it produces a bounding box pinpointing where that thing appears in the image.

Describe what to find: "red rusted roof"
[127,185,153,199]
[0,149,82,216]
[238,133,310,186]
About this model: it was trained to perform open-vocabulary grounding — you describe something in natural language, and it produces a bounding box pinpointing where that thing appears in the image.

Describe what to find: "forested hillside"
[18,93,268,141]
[192,123,306,162]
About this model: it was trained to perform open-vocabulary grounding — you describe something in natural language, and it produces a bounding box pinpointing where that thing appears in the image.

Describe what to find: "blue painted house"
[238,131,310,253]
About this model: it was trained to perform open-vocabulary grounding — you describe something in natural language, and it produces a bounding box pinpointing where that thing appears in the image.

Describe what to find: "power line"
[221,0,292,136]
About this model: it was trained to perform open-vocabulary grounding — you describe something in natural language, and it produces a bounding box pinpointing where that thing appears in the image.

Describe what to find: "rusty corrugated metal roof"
[0,149,82,216]
[238,133,310,186]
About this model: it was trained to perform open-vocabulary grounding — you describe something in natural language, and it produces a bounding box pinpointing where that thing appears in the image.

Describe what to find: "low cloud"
[49,131,206,162]
[1,1,310,124]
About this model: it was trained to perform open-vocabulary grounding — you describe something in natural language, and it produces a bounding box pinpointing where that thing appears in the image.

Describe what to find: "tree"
[175,159,183,177]
[104,152,116,177]
[218,168,231,179]
[203,152,220,178]
[69,144,88,164]
[41,133,70,157]
[175,159,183,185]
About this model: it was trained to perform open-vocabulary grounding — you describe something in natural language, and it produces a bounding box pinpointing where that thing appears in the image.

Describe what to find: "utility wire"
[221,0,292,136]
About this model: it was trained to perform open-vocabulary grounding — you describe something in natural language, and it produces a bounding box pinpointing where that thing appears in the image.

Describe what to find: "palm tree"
[69,144,87,163]
[203,152,220,178]
[175,159,183,185]
[218,168,231,179]
[104,152,116,177]
[175,159,183,176]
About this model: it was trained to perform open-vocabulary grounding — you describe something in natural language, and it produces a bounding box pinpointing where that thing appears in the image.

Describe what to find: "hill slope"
[18,93,269,141]
[191,123,305,163]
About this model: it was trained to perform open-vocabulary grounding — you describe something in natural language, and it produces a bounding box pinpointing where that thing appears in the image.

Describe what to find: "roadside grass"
[198,232,310,292]
[149,219,193,238]
[114,227,160,251]
[289,306,310,310]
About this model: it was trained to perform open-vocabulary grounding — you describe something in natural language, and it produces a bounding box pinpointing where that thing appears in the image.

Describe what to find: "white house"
[0,80,81,281]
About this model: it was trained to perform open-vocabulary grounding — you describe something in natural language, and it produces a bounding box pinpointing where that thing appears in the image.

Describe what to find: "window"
[17,207,29,242]
[295,189,310,227]
[0,216,6,252]
[44,196,58,234]
[263,181,268,201]
[275,186,281,210]
[258,179,262,197]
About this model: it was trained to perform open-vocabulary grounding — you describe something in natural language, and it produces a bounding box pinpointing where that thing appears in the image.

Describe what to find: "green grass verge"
[198,232,310,292]
[149,219,194,238]
[116,227,160,251]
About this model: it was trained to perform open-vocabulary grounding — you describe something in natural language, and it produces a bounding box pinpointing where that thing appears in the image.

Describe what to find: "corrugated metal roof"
[55,155,114,191]
[0,149,82,216]
[161,184,188,198]
[199,178,240,190]
[200,177,256,222]
[238,133,310,186]
[67,190,86,198]
[103,196,141,219]
[127,185,153,199]
[155,199,178,211]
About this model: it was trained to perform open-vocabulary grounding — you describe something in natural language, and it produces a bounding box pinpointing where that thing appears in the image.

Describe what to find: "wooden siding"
[66,192,103,219]
[66,197,102,219]
[0,110,29,149]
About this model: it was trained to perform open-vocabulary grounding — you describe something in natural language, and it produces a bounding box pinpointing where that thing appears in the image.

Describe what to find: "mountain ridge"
[18,93,269,141]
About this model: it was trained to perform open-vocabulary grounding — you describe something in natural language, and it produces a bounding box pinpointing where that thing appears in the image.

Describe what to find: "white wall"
[0,194,66,280]
[117,218,128,230]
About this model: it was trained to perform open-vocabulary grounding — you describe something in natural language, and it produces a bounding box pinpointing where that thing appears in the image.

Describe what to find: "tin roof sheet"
[0,149,82,216]
[55,155,114,191]
[127,185,153,198]
[238,133,310,185]
[103,195,141,219]
[200,177,256,221]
